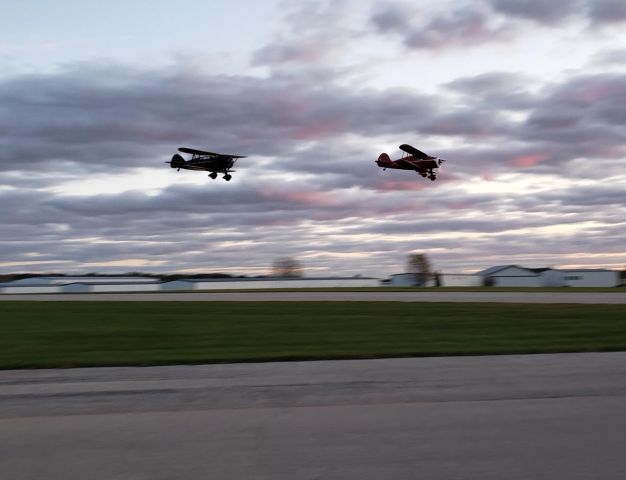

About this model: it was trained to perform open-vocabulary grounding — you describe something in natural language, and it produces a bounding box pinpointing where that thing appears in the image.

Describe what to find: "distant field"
[1,301,625,369]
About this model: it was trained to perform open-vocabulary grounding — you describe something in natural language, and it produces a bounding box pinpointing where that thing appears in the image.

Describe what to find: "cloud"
[587,0,626,24]
[370,4,510,50]
[370,4,410,32]
[368,0,626,54]
[521,73,626,155]
[590,48,626,66]
[252,0,362,69]
[489,0,581,24]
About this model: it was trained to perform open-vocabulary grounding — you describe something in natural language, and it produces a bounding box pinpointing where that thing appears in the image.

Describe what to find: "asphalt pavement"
[2,352,626,479]
[1,291,626,303]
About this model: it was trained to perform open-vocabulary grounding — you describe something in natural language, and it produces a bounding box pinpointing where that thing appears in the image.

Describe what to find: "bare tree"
[271,257,304,278]
[406,253,432,286]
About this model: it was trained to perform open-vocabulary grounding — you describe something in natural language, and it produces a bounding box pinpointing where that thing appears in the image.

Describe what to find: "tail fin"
[377,152,392,167]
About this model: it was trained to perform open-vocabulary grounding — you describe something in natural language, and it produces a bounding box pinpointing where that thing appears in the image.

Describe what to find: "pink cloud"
[508,153,549,168]
[574,84,623,103]
[374,180,428,192]
[444,201,474,210]
[293,119,344,140]
[260,188,336,207]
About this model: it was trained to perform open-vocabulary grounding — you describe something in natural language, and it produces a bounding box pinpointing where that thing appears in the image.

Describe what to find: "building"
[478,266,542,287]
[4,276,158,286]
[0,275,161,294]
[385,273,481,287]
[477,265,621,288]
[558,269,621,288]
[160,277,380,290]
[0,275,381,294]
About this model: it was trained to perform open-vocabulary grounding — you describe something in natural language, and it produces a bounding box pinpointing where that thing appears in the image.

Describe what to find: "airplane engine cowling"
[376,153,392,166]
[170,154,185,168]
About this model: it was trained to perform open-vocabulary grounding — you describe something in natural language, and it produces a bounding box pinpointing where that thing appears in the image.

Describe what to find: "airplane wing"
[178,147,246,158]
[399,144,431,159]
[395,158,425,169]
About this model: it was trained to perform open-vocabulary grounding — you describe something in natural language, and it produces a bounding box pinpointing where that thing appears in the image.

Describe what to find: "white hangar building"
[0,276,381,294]
[478,266,621,288]
[385,273,481,287]
[159,277,380,291]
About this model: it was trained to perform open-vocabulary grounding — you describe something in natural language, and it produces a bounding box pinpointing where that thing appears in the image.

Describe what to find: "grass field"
[1,301,625,369]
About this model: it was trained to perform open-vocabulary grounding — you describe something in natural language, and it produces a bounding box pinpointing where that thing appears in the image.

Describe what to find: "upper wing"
[179,147,246,158]
[399,144,430,159]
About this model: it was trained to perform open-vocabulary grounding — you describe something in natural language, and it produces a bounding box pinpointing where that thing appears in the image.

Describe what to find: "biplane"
[376,144,445,181]
[167,147,246,181]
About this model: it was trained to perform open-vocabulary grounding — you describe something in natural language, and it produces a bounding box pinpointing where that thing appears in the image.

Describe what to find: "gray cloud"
[371,3,411,32]
[405,9,507,49]
[369,0,626,53]
[370,4,510,50]
[0,63,441,178]
[591,48,626,66]
[588,0,626,24]
[489,0,581,24]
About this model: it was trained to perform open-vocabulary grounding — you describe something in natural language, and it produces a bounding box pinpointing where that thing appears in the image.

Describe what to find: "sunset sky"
[1,0,625,277]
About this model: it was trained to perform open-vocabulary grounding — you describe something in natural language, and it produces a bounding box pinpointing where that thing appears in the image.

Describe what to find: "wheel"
[209,172,218,179]
[223,174,232,181]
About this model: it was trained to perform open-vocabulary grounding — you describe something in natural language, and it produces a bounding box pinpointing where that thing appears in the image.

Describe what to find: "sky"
[1,0,625,277]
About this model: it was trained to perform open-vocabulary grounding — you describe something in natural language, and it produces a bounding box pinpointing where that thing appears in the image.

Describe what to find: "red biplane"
[167,147,246,181]
[376,144,445,181]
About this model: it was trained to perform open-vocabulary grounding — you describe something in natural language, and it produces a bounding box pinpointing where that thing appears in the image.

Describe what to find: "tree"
[406,253,432,286]
[271,257,304,278]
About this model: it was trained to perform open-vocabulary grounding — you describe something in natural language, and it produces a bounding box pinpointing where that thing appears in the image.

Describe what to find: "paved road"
[2,353,626,479]
[2,291,626,303]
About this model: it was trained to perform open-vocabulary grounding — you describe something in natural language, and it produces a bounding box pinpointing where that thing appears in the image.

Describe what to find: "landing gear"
[209,172,218,179]
[429,175,437,181]
[223,174,232,181]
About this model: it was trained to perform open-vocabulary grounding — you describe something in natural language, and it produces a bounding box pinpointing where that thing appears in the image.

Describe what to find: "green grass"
[1,301,625,369]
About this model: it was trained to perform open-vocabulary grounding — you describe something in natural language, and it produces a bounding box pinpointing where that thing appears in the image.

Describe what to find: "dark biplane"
[376,144,445,181]
[167,147,246,181]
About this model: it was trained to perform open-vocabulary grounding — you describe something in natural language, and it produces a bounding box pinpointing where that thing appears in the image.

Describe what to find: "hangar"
[0,276,380,294]
[385,273,481,287]
[478,266,621,288]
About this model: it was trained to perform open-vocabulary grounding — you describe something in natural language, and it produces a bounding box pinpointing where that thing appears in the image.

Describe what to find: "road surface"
[1,291,626,303]
[2,353,626,479]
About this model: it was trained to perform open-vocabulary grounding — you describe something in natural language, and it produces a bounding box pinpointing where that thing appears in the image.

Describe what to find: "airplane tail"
[168,153,186,169]
[376,152,393,167]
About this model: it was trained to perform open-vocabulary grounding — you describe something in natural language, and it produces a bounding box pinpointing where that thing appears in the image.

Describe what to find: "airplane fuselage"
[377,156,440,171]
